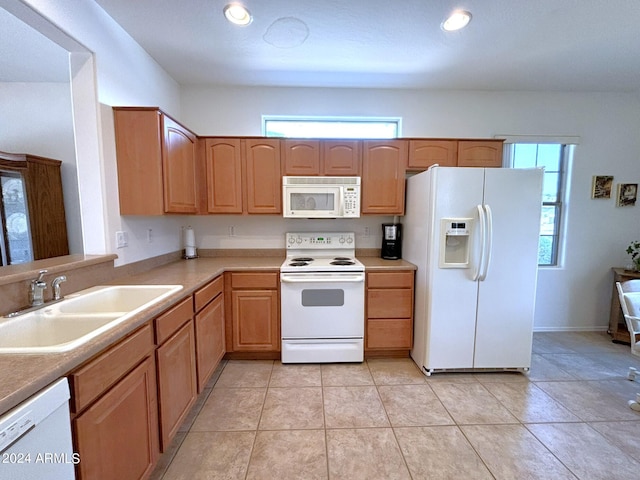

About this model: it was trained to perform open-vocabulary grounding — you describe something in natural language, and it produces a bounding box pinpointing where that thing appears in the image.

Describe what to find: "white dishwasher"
[0,378,76,480]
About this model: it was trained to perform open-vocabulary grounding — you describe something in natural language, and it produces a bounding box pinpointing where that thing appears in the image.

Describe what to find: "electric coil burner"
[280,232,365,363]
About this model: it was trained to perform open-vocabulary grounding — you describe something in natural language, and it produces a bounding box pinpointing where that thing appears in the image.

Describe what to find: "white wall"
[181,86,640,332]
[15,0,185,266]
[0,81,83,255]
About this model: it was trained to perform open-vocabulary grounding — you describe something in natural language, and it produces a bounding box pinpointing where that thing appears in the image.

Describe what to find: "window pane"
[540,205,557,235]
[537,144,562,172]
[542,173,560,202]
[512,144,537,168]
[538,236,554,265]
[264,119,399,138]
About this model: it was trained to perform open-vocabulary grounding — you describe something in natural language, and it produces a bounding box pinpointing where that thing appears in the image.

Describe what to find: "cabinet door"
[156,321,197,451]
[321,140,361,175]
[361,140,407,214]
[204,138,243,213]
[232,290,279,351]
[195,294,225,391]
[408,140,457,170]
[162,115,199,213]
[244,139,282,214]
[114,108,165,215]
[457,140,504,167]
[74,356,159,480]
[282,140,320,175]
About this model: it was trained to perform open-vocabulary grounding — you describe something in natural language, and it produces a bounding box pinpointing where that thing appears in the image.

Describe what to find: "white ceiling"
[3,1,640,92]
[93,0,640,92]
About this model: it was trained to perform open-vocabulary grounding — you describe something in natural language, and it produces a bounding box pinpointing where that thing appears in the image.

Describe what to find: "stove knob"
[288,237,295,244]
[339,237,345,243]
[346,236,353,244]
[296,237,302,244]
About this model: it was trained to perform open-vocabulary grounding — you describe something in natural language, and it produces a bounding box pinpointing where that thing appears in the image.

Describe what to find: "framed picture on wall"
[591,175,613,199]
[616,183,638,207]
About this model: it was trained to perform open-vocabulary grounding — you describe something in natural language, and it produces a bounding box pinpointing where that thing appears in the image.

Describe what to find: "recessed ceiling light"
[224,3,252,26]
[442,10,472,32]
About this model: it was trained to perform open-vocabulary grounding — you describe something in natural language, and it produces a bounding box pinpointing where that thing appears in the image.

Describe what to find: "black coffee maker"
[381,223,402,260]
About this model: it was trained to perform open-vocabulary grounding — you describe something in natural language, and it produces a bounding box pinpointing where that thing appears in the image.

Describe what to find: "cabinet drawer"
[368,289,413,318]
[70,323,154,413]
[231,272,279,289]
[194,275,223,312]
[367,271,414,289]
[155,296,193,345]
[366,318,413,349]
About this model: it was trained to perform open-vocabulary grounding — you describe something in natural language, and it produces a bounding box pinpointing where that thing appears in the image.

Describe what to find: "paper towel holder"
[183,226,199,260]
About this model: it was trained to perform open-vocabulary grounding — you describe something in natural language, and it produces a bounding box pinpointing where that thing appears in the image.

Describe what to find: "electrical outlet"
[115,231,128,248]
[364,227,370,237]
[229,225,236,237]
[147,228,153,243]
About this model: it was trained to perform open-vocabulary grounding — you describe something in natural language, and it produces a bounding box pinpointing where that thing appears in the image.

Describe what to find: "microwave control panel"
[343,187,360,216]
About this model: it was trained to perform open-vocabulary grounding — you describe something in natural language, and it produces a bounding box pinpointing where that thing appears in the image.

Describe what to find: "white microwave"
[283,176,361,218]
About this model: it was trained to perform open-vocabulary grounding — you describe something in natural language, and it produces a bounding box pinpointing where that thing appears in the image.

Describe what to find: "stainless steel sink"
[0,285,183,354]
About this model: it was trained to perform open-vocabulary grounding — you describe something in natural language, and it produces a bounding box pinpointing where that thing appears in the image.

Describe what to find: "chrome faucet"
[52,275,67,301]
[29,270,47,307]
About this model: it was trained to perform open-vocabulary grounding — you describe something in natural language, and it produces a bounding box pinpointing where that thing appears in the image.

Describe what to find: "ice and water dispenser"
[439,218,472,268]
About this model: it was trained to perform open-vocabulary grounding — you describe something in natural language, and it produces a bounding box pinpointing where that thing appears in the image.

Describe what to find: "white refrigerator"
[403,166,543,375]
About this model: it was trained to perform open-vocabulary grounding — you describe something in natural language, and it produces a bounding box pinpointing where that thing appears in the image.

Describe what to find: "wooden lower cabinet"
[226,272,280,353]
[74,356,159,480]
[156,321,197,450]
[366,271,415,353]
[194,276,226,391]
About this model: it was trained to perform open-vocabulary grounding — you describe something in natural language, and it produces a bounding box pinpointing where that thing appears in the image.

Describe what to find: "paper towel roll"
[184,226,197,258]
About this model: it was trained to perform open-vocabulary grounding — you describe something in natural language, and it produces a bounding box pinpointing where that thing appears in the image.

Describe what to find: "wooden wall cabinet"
[226,272,280,353]
[282,139,361,176]
[0,151,69,263]
[407,140,457,170]
[114,107,198,215]
[71,324,159,480]
[457,140,504,167]
[361,140,407,215]
[154,297,197,451]
[366,271,415,353]
[204,138,281,214]
[194,275,226,391]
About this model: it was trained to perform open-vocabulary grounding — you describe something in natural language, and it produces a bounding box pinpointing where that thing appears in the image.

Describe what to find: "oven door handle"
[280,274,365,283]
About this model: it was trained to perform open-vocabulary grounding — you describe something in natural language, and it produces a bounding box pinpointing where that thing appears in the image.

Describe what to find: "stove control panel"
[286,232,355,249]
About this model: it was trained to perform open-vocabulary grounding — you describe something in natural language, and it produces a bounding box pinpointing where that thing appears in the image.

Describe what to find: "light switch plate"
[116,231,128,248]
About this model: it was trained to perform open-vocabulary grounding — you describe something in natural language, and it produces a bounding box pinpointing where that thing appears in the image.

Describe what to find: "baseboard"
[533,326,609,333]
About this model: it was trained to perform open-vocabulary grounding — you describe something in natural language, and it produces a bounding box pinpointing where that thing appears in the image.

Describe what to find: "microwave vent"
[283,176,360,186]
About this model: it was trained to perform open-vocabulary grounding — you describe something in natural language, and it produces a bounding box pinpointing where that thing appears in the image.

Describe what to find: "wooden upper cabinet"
[322,140,361,175]
[114,107,198,215]
[408,140,457,170]
[282,140,320,175]
[457,140,504,168]
[162,116,198,213]
[361,140,407,215]
[244,139,282,214]
[204,138,243,213]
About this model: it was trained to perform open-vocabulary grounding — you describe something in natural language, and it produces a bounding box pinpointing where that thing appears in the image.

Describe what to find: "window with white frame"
[506,142,574,266]
[263,116,401,138]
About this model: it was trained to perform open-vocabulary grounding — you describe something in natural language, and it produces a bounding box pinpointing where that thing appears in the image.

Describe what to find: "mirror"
[0,6,82,267]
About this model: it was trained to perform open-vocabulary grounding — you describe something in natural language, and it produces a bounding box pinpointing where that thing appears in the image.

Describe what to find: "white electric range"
[280,232,365,363]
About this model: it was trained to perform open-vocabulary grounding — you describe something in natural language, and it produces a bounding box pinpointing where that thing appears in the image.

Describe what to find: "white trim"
[533,326,608,332]
[495,134,581,145]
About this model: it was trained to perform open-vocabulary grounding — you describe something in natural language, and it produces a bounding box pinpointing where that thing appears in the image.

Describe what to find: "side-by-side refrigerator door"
[474,168,543,369]
[423,167,485,370]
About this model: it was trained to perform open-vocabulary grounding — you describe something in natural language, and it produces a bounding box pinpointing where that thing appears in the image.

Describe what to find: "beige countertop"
[0,255,415,414]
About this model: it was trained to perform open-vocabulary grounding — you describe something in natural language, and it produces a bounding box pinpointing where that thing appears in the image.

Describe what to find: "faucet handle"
[34,269,48,283]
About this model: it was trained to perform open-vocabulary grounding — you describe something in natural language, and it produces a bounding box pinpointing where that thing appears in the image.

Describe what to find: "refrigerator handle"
[479,204,493,281]
[473,204,486,281]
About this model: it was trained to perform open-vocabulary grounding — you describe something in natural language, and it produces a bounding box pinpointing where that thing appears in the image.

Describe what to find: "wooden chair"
[615,280,640,411]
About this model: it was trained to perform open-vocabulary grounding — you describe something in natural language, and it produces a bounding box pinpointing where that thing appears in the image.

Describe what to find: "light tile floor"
[151,332,640,480]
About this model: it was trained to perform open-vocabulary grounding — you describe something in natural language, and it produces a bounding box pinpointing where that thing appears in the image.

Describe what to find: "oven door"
[280,271,365,363]
[280,272,365,338]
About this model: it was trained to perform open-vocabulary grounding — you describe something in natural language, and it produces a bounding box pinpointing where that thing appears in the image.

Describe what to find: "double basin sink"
[0,285,183,354]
